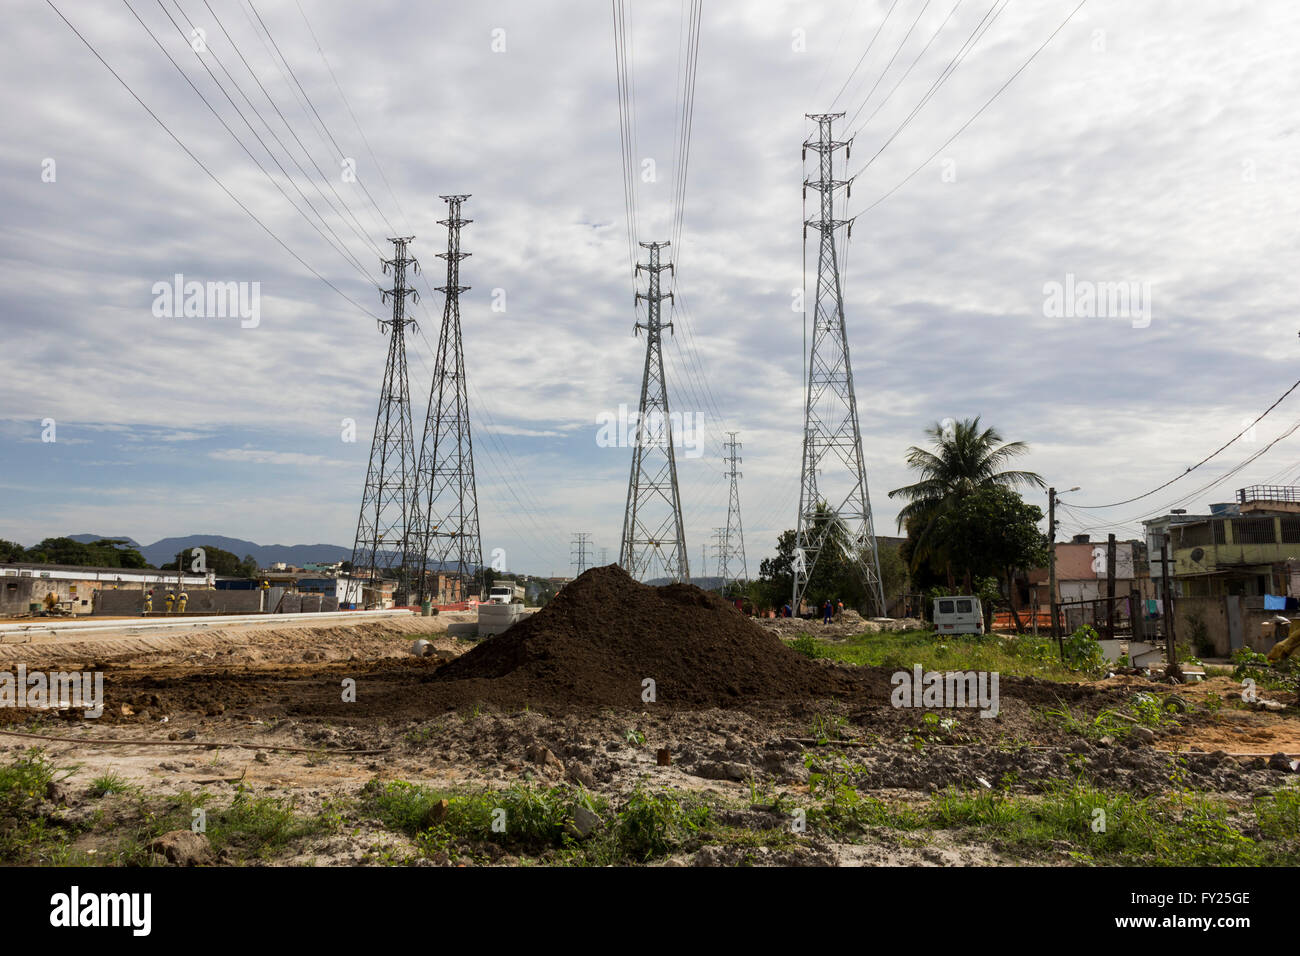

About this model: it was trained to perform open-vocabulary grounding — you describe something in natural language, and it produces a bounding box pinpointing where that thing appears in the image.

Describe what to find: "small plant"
[89,771,133,797]
[624,729,646,748]
[1061,625,1106,675]
[615,785,709,860]
[789,635,827,659]
[1042,702,1133,741]
[809,712,848,745]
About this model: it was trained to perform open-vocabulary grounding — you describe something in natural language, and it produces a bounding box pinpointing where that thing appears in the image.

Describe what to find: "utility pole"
[793,112,885,616]
[414,196,484,604]
[1105,533,1117,641]
[1160,534,1176,662]
[570,532,592,577]
[1048,486,1059,654]
[351,236,420,607]
[620,240,690,583]
[720,431,748,592]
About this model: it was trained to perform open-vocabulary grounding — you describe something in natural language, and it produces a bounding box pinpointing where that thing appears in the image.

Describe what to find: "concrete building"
[1139,488,1300,655]
[0,563,213,617]
[1146,491,1300,599]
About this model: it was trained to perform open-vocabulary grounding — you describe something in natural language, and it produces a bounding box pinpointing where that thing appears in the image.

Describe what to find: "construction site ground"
[2,574,1298,868]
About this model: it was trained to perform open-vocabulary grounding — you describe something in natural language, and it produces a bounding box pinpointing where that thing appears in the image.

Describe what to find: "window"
[1281,517,1300,544]
[1231,517,1276,545]
[938,600,955,614]
[956,599,973,613]
[1178,524,1212,548]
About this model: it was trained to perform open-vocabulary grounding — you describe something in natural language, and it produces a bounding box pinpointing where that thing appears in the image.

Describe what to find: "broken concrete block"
[567,804,601,839]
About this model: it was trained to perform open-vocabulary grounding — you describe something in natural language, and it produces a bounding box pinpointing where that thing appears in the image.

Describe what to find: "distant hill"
[69,534,351,568]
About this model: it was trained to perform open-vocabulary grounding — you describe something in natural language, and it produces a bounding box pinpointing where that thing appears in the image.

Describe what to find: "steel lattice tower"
[414,195,483,604]
[351,236,421,606]
[620,240,690,584]
[570,531,592,577]
[793,113,886,615]
[719,431,748,589]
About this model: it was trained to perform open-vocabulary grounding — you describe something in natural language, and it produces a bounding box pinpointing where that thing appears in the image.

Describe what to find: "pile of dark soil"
[434,566,863,709]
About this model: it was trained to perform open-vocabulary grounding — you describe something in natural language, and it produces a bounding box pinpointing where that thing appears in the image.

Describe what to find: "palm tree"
[888,417,1044,585]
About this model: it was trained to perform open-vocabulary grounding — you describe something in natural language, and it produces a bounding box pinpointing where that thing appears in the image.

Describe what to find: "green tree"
[757,504,875,613]
[89,539,150,568]
[757,529,798,611]
[933,487,1048,630]
[875,540,910,614]
[0,539,27,562]
[888,417,1044,588]
[159,544,243,576]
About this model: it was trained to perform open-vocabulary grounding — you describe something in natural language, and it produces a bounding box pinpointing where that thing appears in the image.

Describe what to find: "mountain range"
[69,534,351,568]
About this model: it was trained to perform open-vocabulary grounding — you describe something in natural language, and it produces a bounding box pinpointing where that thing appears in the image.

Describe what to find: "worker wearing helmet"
[143,590,153,614]
[176,591,189,613]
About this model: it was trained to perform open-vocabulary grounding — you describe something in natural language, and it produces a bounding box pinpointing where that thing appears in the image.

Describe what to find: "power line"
[156,0,381,281]
[848,0,1090,218]
[847,0,1009,181]
[845,0,965,136]
[1063,376,1300,509]
[828,0,903,108]
[43,0,383,321]
[196,0,386,258]
[842,0,936,136]
[244,0,399,238]
[1067,416,1300,533]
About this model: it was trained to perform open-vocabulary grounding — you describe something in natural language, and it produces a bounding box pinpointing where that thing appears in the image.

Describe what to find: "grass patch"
[786,629,1095,682]
[0,749,73,864]
[802,777,1299,866]
[89,771,134,797]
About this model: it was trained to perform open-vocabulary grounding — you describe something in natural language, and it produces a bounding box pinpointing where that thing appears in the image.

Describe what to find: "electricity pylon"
[351,237,420,606]
[620,240,690,583]
[793,113,886,615]
[414,195,483,604]
[719,431,748,590]
[570,531,592,576]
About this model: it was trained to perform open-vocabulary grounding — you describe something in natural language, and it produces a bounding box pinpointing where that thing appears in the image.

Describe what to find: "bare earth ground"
[2,614,1298,866]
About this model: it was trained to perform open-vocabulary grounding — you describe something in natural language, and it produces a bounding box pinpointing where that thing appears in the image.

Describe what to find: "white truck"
[487,582,525,605]
[933,595,984,635]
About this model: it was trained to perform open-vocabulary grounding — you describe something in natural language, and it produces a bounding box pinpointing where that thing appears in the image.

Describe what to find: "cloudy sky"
[2,0,1298,576]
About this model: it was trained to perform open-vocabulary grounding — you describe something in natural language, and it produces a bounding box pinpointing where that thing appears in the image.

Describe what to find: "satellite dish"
[1190,548,1205,563]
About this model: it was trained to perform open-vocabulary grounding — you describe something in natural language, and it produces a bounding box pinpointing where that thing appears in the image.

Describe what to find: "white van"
[933,595,984,635]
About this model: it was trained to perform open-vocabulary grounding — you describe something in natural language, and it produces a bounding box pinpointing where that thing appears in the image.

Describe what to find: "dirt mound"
[435,566,859,709]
